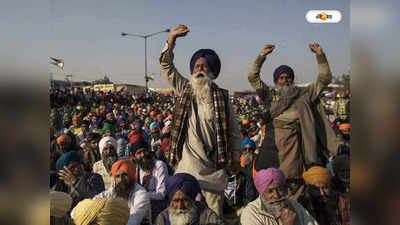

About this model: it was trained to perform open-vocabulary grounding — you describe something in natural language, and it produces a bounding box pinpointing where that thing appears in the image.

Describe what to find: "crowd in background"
[50,86,350,225]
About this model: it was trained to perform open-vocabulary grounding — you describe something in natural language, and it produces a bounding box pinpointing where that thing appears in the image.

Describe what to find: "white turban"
[98,136,117,157]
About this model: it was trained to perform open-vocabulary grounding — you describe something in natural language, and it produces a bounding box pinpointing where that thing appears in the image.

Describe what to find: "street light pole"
[121,28,170,91]
[144,37,147,90]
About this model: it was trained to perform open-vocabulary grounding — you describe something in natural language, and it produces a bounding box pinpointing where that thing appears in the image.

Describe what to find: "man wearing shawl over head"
[248,44,339,200]
[160,24,242,216]
[155,173,223,225]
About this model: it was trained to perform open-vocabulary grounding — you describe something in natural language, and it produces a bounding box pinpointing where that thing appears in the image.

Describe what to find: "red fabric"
[111,160,136,182]
[56,134,72,145]
[128,131,144,145]
[338,196,350,225]
[161,138,170,153]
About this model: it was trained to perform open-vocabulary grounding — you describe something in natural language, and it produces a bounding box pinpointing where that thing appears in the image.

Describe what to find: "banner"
[93,84,115,92]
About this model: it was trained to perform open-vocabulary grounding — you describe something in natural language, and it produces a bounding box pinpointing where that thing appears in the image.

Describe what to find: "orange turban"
[339,123,350,131]
[242,119,249,125]
[303,166,332,185]
[111,160,136,182]
[150,111,156,116]
[56,134,72,145]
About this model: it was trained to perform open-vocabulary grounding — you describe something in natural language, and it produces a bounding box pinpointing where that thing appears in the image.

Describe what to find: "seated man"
[131,140,169,222]
[52,151,105,207]
[299,166,350,225]
[93,136,119,190]
[72,198,130,225]
[241,168,318,225]
[94,160,150,225]
[156,173,224,225]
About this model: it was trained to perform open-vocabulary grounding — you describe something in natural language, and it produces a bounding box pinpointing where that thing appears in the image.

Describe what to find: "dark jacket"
[52,172,105,207]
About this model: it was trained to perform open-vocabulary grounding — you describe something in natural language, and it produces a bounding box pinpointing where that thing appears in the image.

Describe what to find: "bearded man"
[92,136,119,189]
[52,151,105,207]
[94,160,150,225]
[241,168,318,225]
[155,173,223,225]
[299,166,350,225]
[131,140,169,222]
[160,24,241,216]
[248,44,339,200]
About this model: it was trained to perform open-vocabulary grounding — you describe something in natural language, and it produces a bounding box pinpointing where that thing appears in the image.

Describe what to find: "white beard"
[168,206,197,225]
[189,71,213,105]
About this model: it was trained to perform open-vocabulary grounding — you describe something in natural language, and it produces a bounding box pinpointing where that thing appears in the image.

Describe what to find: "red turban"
[111,160,136,182]
[56,134,72,145]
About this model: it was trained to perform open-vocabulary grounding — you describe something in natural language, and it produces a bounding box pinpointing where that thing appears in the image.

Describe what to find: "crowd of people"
[50,24,350,225]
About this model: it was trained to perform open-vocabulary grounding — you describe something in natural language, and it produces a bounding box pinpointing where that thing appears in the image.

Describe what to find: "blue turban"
[150,122,160,130]
[241,138,256,150]
[56,151,82,171]
[166,173,201,203]
[273,65,295,84]
[190,49,221,78]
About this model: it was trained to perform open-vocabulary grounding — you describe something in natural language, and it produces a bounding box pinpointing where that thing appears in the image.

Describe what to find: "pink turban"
[254,168,286,194]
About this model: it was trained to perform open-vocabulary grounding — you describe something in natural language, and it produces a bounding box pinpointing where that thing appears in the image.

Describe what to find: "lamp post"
[121,28,170,91]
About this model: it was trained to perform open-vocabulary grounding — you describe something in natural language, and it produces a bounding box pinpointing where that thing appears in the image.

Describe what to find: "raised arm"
[248,45,275,102]
[159,24,190,95]
[307,43,332,102]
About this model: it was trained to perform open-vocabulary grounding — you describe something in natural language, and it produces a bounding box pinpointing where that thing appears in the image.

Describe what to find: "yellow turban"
[73,198,130,225]
[50,191,72,218]
[303,166,332,185]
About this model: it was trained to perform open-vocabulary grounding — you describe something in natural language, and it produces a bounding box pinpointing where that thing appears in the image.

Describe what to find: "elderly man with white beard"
[241,168,318,225]
[92,136,119,190]
[155,173,223,225]
[159,24,242,216]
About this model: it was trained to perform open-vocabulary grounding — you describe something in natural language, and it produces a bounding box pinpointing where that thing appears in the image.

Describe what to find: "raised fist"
[260,44,275,57]
[309,43,323,55]
[170,24,190,38]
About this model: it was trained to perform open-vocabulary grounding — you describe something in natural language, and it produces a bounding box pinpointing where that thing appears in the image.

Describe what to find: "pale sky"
[1,0,349,91]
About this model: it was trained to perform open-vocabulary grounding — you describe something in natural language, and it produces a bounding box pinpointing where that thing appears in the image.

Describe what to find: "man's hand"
[280,208,297,225]
[58,167,77,186]
[170,24,190,38]
[168,24,190,47]
[260,44,275,57]
[309,43,323,55]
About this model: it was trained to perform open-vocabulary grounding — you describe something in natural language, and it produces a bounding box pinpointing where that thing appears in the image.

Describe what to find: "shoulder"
[93,160,103,169]
[93,188,113,199]
[241,198,264,224]
[154,160,168,170]
[196,202,221,222]
[155,209,168,225]
[242,197,260,214]
[288,199,313,216]
[133,183,148,195]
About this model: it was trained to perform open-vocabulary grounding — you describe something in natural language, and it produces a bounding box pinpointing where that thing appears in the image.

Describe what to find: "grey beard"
[243,152,253,166]
[168,205,197,225]
[102,155,118,173]
[261,197,287,218]
[275,83,294,92]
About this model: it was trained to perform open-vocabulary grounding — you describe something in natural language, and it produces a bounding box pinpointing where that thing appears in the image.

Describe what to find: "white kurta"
[160,42,241,192]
